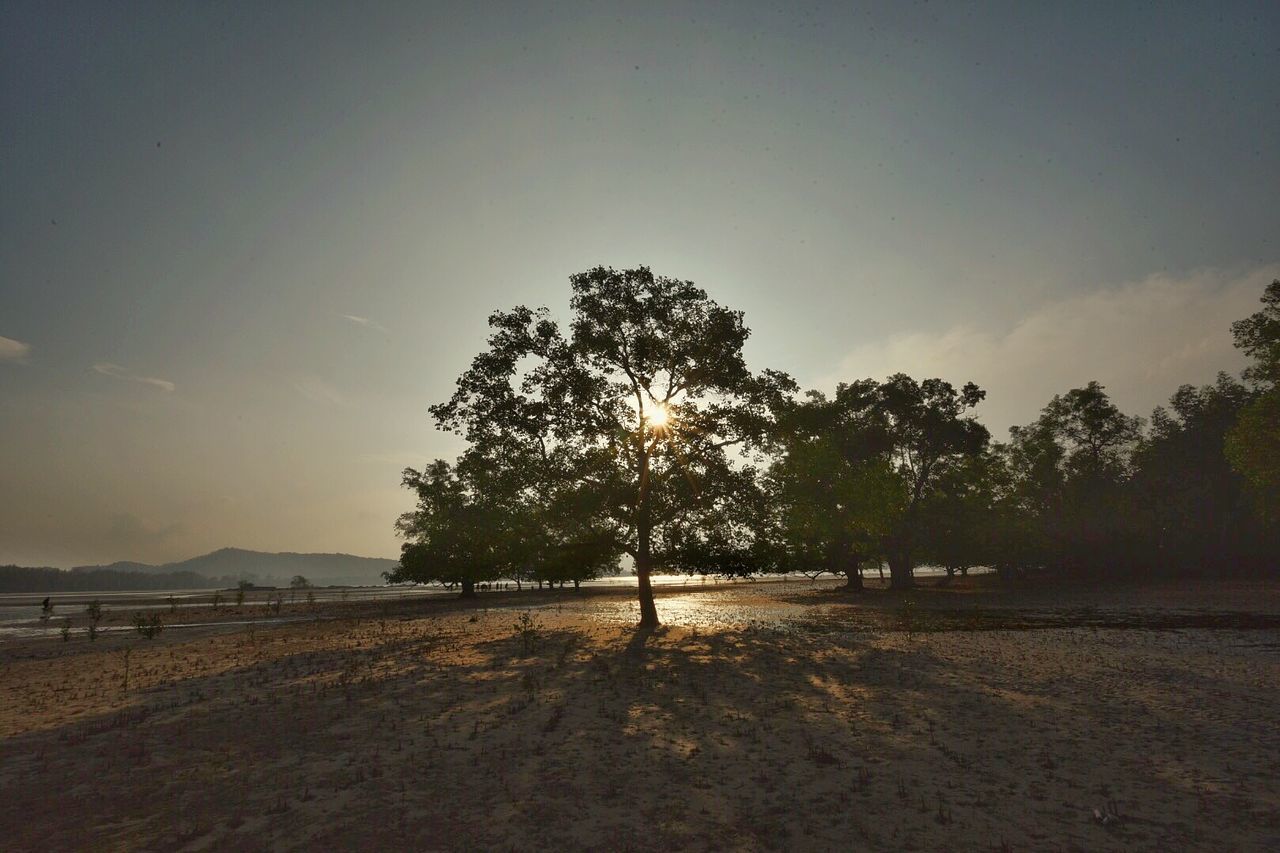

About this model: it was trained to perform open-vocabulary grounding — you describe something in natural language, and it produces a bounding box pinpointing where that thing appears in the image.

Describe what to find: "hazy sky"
[2,2,1277,566]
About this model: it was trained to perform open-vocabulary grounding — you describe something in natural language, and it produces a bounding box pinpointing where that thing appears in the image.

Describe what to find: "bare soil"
[1,577,1277,851]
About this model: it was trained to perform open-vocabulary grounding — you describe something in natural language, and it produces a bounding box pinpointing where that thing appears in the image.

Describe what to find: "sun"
[645,403,670,429]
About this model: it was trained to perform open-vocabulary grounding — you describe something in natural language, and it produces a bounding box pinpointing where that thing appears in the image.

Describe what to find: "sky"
[2,1,1278,567]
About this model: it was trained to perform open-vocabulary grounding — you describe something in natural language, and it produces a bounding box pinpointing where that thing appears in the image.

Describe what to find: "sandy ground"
[1,578,1278,852]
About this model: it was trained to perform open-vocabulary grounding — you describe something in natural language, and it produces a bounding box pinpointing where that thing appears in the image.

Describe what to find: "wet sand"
[1,578,1277,851]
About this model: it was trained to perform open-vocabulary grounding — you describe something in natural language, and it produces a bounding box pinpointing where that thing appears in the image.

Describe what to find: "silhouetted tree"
[875,374,989,588]
[389,455,534,597]
[1226,280,1280,518]
[1000,382,1141,576]
[764,381,900,590]
[918,449,1002,581]
[1130,374,1271,574]
[431,266,794,626]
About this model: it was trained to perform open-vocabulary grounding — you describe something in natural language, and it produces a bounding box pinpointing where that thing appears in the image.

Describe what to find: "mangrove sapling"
[60,619,71,642]
[212,591,224,609]
[134,612,164,639]
[120,647,132,692]
[512,611,541,655]
[85,599,104,640]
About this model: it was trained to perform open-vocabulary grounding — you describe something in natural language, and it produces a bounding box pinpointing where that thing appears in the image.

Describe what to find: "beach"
[1,578,1277,851]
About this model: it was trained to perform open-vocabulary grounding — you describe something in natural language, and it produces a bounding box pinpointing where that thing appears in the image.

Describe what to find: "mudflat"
[1,578,1277,852]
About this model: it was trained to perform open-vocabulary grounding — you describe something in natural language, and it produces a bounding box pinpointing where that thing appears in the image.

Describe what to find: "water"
[0,568,989,637]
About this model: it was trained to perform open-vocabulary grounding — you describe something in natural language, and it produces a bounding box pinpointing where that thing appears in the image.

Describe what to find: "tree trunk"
[841,550,864,592]
[888,555,914,590]
[573,579,581,590]
[635,439,660,628]
[636,558,659,628]
[460,579,476,598]
[843,566,864,592]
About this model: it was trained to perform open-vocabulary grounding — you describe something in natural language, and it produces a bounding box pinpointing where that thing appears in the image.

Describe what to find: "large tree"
[1131,373,1269,574]
[388,455,529,597]
[1226,279,1280,518]
[431,266,793,626]
[764,381,900,591]
[876,374,989,589]
[1000,381,1142,576]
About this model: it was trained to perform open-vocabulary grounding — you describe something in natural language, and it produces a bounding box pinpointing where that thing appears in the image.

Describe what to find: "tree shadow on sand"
[1,608,1275,851]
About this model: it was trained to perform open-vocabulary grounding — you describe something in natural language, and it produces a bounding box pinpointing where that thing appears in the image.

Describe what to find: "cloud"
[822,263,1280,436]
[338,313,390,335]
[295,376,347,405]
[0,335,31,362]
[92,362,176,392]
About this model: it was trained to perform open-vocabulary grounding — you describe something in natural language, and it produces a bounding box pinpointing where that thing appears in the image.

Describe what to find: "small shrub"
[512,611,541,655]
[85,599,104,641]
[134,612,164,639]
[60,620,71,642]
[212,591,224,609]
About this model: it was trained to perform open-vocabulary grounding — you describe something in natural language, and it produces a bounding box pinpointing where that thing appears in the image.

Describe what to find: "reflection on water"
[0,615,322,640]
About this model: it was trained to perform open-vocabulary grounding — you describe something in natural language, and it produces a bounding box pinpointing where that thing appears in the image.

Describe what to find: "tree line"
[389,267,1280,626]
[0,565,232,593]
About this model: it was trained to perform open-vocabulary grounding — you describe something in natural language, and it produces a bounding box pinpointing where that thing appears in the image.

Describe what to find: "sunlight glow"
[645,403,670,429]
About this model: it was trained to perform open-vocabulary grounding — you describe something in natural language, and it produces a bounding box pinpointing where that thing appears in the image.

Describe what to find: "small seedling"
[512,611,540,655]
[85,599,104,641]
[134,612,164,639]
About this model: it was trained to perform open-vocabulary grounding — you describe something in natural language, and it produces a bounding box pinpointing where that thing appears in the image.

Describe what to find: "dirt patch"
[1,580,1278,851]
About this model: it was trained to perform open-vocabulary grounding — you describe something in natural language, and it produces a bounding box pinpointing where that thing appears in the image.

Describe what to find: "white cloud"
[295,376,346,405]
[338,313,390,335]
[0,335,31,362]
[92,362,176,392]
[821,263,1279,436]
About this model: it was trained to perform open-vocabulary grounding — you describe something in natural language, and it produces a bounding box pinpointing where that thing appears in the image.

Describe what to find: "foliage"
[133,612,164,639]
[429,266,794,625]
[388,455,535,596]
[875,374,990,587]
[512,611,541,655]
[400,266,1277,609]
[995,382,1140,576]
[1227,280,1280,516]
[1132,374,1272,573]
[85,599,103,640]
[763,381,901,588]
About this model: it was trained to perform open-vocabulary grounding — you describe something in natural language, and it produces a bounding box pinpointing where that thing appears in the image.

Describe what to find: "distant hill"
[69,548,399,587]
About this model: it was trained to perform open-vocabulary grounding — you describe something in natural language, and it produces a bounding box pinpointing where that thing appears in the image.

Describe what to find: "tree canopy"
[428,266,794,625]
[397,269,1278,619]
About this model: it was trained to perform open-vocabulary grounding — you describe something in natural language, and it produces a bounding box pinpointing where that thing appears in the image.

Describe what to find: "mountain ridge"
[69,547,399,586]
